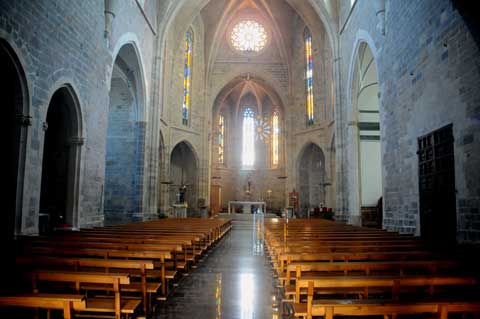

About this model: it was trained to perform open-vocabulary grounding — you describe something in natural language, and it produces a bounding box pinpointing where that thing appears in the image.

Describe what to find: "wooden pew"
[22,246,171,297]
[17,256,157,314]
[282,259,459,298]
[0,294,85,319]
[294,275,478,301]
[276,250,438,276]
[265,219,480,319]
[293,297,480,319]
[31,271,139,319]
[285,259,458,281]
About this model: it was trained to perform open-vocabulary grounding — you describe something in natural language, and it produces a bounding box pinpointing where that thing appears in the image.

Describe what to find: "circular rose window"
[230,20,268,52]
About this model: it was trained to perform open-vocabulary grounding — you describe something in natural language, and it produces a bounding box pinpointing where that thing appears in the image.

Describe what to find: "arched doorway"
[104,43,145,225]
[297,143,326,217]
[352,43,383,227]
[170,142,198,216]
[1,39,28,242]
[40,86,82,232]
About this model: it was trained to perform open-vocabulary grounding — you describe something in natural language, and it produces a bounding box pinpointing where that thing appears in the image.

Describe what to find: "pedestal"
[199,207,208,218]
[173,204,188,218]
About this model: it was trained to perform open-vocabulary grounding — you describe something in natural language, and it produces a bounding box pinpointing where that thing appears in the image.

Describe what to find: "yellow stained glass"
[182,31,192,125]
[272,111,279,166]
[218,115,224,163]
[305,27,314,125]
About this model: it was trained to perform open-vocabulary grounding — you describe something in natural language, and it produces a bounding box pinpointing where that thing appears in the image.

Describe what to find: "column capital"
[68,136,85,146]
[16,114,32,126]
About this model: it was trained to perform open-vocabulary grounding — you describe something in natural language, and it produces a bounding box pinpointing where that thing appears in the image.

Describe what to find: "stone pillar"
[104,0,119,39]
[15,114,32,235]
[66,136,85,230]
[373,0,386,35]
[134,121,146,217]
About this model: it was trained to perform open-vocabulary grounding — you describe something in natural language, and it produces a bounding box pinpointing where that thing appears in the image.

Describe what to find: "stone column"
[66,136,85,229]
[373,0,386,35]
[104,0,119,39]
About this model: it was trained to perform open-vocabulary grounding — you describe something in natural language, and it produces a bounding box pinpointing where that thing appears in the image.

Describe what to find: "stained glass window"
[231,20,268,52]
[218,115,225,163]
[242,108,255,167]
[182,30,192,125]
[272,110,279,167]
[304,27,314,126]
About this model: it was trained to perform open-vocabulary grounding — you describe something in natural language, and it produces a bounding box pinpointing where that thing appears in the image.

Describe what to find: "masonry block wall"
[339,0,480,241]
[285,12,336,211]
[0,0,108,233]
[0,0,158,233]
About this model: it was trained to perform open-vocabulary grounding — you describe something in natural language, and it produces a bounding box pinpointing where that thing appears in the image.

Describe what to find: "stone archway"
[296,143,326,217]
[352,43,383,227]
[40,86,83,232]
[104,43,146,225]
[170,141,198,216]
[1,39,29,241]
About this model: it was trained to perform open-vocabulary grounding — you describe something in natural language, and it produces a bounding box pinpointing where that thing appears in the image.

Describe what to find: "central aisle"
[155,218,281,319]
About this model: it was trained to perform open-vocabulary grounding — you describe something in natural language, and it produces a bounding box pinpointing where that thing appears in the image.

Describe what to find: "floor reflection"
[215,273,222,319]
[153,218,283,319]
[240,273,254,319]
[253,212,264,255]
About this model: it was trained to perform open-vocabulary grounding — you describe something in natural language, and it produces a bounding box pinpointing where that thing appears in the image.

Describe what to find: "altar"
[227,201,266,214]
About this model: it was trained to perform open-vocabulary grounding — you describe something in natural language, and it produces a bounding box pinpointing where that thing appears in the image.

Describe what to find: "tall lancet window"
[182,30,193,125]
[218,114,225,163]
[304,27,314,126]
[242,108,255,167]
[272,110,279,167]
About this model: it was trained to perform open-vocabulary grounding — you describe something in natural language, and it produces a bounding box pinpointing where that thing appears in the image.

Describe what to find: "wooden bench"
[31,270,140,319]
[284,259,458,284]
[17,256,157,314]
[282,259,459,298]
[21,246,171,297]
[0,294,85,319]
[293,298,480,319]
[293,275,477,301]
[276,250,437,276]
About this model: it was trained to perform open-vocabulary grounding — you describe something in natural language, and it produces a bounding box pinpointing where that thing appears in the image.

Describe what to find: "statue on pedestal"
[178,184,187,204]
[245,175,252,195]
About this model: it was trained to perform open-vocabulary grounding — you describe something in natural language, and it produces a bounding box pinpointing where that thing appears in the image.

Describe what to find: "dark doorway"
[170,142,198,216]
[418,124,456,244]
[40,88,76,232]
[297,143,326,217]
[1,39,27,243]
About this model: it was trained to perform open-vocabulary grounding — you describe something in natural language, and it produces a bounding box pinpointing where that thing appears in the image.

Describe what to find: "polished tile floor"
[154,218,284,319]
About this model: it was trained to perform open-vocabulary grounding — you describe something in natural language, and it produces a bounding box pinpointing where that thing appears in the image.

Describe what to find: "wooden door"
[418,124,456,244]
[210,185,221,215]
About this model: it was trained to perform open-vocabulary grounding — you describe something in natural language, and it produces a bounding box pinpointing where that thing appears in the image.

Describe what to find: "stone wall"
[338,0,480,241]
[0,0,157,233]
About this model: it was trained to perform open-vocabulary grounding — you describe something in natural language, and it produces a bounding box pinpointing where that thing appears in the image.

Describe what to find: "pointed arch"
[104,43,146,225]
[40,84,83,231]
[1,38,30,240]
[170,141,199,216]
[347,31,383,226]
[296,142,326,216]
